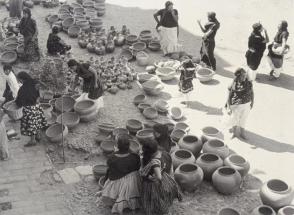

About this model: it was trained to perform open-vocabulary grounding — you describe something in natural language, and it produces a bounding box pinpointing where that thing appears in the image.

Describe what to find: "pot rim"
[266,179,290,194]
[217,167,237,177]
[174,149,193,160]
[178,163,199,173]
[228,154,247,166]
[255,205,275,215]
[218,207,240,215]
[200,153,220,163]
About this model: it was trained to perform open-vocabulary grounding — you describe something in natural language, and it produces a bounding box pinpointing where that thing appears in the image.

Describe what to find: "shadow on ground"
[184,100,223,115]
[256,73,294,91]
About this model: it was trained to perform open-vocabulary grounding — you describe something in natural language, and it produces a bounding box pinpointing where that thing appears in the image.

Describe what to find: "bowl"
[143,120,158,129]
[175,122,190,133]
[73,7,85,14]
[136,128,154,143]
[133,94,146,106]
[170,107,183,120]
[45,124,68,143]
[131,42,146,52]
[138,73,157,84]
[140,30,152,37]
[126,119,143,133]
[55,96,75,112]
[156,67,176,81]
[0,51,17,64]
[59,13,72,21]
[60,4,70,10]
[154,99,169,113]
[92,164,107,181]
[68,25,81,38]
[143,107,158,120]
[126,34,138,45]
[62,17,75,29]
[148,41,161,51]
[138,103,152,113]
[120,49,133,61]
[136,51,149,66]
[113,128,129,139]
[83,0,94,7]
[100,139,115,154]
[171,129,186,142]
[48,14,59,24]
[56,112,80,129]
[98,122,115,134]
[142,80,162,89]
[196,68,215,82]
[71,3,82,8]
[74,99,97,115]
[89,18,102,26]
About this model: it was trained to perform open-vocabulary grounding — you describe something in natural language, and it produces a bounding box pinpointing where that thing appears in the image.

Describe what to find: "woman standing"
[153,1,182,56]
[246,23,269,80]
[197,12,220,71]
[226,68,254,139]
[19,8,40,62]
[47,26,71,56]
[267,20,290,80]
[140,139,182,215]
[0,109,9,161]
[15,72,47,147]
[101,135,141,214]
[9,0,23,19]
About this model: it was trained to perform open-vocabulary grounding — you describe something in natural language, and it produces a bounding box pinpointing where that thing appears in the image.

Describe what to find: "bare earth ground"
[1,0,294,214]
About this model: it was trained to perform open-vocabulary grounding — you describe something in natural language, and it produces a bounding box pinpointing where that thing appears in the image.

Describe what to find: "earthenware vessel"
[278,205,294,215]
[250,205,276,215]
[196,153,223,181]
[171,149,195,170]
[218,208,240,215]
[203,139,229,159]
[178,135,203,157]
[224,154,250,177]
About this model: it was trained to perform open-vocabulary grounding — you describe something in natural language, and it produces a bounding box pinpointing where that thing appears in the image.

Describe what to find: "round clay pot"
[138,73,157,84]
[174,163,203,192]
[201,126,222,143]
[251,205,276,215]
[143,120,158,129]
[74,100,97,115]
[92,164,107,181]
[126,119,143,134]
[278,206,294,215]
[171,129,186,143]
[203,139,230,159]
[136,128,154,144]
[170,106,183,120]
[55,96,75,112]
[80,108,98,122]
[126,34,138,45]
[98,122,115,134]
[174,122,190,133]
[178,135,203,157]
[143,107,158,120]
[171,149,196,170]
[218,208,240,215]
[212,166,242,195]
[196,153,223,181]
[45,124,68,143]
[224,154,250,177]
[56,112,80,129]
[260,179,294,210]
[100,139,115,154]
[133,94,146,106]
[138,103,152,113]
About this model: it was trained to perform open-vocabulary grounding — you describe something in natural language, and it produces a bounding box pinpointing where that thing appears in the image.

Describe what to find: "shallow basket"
[131,42,146,52]
[68,25,81,38]
[133,94,146,105]
[3,100,23,120]
[126,34,138,45]
[0,51,17,64]
[55,96,76,112]
[48,14,59,24]
[196,67,215,82]
[148,41,161,51]
[56,112,80,129]
[143,107,158,120]
[62,17,75,29]
[120,49,133,61]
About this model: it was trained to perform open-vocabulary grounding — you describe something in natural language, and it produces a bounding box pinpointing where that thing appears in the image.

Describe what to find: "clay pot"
[201,126,222,143]
[98,122,115,134]
[126,34,138,45]
[126,119,143,134]
[143,107,158,120]
[68,25,81,38]
[138,103,151,113]
[129,139,141,154]
[174,163,203,192]
[48,15,59,24]
[133,94,146,106]
[178,135,203,157]
[153,99,169,113]
[171,149,195,170]
[136,51,149,67]
[100,139,115,154]
[74,100,97,115]
[260,179,294,210]
[203,139,230,159]
[114,34,125,46]
[251,205,276,215]
[174,122,190,133]
[0,51,17,64]
[212,167,242,195]
[197,68,215,83]
[106,40,115,53]
[171,129,186,143]
[56,112,80,129]
[131,42,146,52]
[196,153,223,181]
[137,73,157,84]
[224,154,250,177]
[113,128,129,140]
[80,108,98,122]
[136,129,154,144]
[218,208,240,215]
[73,7,84,14]
[78,39,88,49]
[278,206,294,215]
[87,42,95,53]
[142,80,164,96]
[55,96,75,113]
[92,164,107,181]
[45,124,68,143]
[148,41,161,52]
[143,120,158,129]
[170,107,183,120]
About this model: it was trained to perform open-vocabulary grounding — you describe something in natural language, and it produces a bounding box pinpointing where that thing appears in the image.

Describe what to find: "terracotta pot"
[45,124,68,143]
[74,100,97,115]
[0,51,17,64]
[143,120,158,129]
[80,108,98,122]
[100,139,115,154]
[55,96,75,112]
[138,73,157,84]
[138,103,152,113]
[126,119,143,134]
[218,208,240,215]
[203,139,230,159]
[78,39,88,49]
[136,51,149,67]
[260,179,294,210]
[196,153,223,181]
[133,94,146,106]
[171,149,195,170]
[136,129,154,144]
[92,164,107,181]
[97,122,115,134]
[224,154,250,177]
[212,166,242,195]
[178,135,203,157]
[126,34,138,45]
[87,42,95,53]
[251,205,276,215]
[171,129,186,143]
[278,206,294,215]
[174,163,203,192]
[142,80,164,96]
[197,68,215,83]
[148,41,161,51]
[68,25,81,38]
[201,126,222,143]
[114,34,125,46]
[143,107,158,120]
[56,112,80,129]
[106,41,115,53]
[170,106,183,120]
[153,99,169,113]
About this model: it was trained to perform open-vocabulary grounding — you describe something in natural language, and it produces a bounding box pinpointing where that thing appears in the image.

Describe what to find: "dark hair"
[17,71,36,85]
[23,8,31,18]
[208,11,216,21]
[52,26,59,34]
[252,23,262,33]
[142,139,158,166]
[153,123,169,138]
[67,59,78,67]
[3,64,12,71]
[165,1,173,8]
[116,134,130,153]
[234,67,246,77]
[280,20,288,31]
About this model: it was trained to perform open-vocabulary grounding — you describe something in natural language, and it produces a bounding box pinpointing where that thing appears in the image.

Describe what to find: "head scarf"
[165,1,173,8]
[279,20,288,32]
[23,8,32,18]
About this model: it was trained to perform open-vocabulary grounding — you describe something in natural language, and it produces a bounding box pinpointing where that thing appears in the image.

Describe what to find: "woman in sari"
[0,109,9,161]
[15,72,47,147]
[140,139,182,215]
[19,8,40,62]
[267,20,290,80]
[9,0,23,19]
[153,1,182,56]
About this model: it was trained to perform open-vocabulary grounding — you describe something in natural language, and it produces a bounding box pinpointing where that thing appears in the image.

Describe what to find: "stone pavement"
[0,119,72,215]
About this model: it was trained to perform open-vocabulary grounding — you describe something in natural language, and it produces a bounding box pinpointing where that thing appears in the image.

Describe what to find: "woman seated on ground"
[15,72,47,147]
[0,109,9,161]
[100,134,141,214]
[47,26,71,55]
[140,139,182,215]
[153,123,172,153]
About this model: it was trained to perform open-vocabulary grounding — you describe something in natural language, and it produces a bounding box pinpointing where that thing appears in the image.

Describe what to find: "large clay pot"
[112,128,129,140]
[201,126,222,143]
[224,154,250,177]
[80,108,98,122]
[170,140,179,154]
[260,179,294,210]
[251,205,276,215]
[55,96,75,112]
[196,153,223,181]
[170,129,186,143]
[56,112,80,129]
[174,163,203,192]
[178,135,203,157]
[74,100,97,115]
[218,208,240,215]
[278,206,294,215]
[136,129,154,144]
[203,139,230,159]
[212,166,242,195]
[171,149,196,170]
[126,119,143,134]
[45,124,68,143]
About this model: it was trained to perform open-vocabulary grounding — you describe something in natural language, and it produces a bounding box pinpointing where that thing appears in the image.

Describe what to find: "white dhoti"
[230,102,251,128]
[158,26,183,55]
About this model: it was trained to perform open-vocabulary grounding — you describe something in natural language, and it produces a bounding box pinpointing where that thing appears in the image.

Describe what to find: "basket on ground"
[3,100,23,120]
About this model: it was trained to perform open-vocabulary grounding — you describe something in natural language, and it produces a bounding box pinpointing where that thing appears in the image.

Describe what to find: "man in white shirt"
[1,65,20,106]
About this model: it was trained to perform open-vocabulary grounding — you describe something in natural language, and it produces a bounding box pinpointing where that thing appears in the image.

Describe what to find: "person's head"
[116,134,130,153]
[142,139,158,165]
[23,8,31,19]
[17,71,34,84]
[67,59,78,72]
[252,23,263,34]
[52,26,59,34]
[207,11,216,21]
[3,64,13,75]
[153,123,169,139]
[165,1,173,10]
[234,67,247,82]
[278,20,288,32]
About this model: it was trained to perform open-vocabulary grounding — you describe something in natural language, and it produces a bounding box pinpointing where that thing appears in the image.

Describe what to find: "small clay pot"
[201,126,222,143]
[100,139,115,154]
[278,205,294,215]
[171,149,195,170]
[218,208,240,215]
[224,154,250,177]
[136,129,154,144]
[45,124,68,143]
[203,139,230,159]
[133,94,146,106]
[170,129,186,143]
[178,135,203,157]
[196,153,223,181]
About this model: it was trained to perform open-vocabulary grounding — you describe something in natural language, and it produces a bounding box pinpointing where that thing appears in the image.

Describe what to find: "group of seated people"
[99,123,182,215]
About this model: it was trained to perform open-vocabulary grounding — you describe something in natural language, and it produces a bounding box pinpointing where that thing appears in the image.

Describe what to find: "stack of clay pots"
[94,0,105,17]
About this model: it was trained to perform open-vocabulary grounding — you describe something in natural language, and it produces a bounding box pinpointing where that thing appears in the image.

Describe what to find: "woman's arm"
[197,20,207,33]
[263,28,269,43]
[250,83,254,109]
[152,166,162,181]
[281,37,287,51]
[153,11,161,26]
[89,67,98,88]
[171,9,178,23]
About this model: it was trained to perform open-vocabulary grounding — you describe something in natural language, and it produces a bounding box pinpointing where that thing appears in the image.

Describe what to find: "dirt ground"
[1,0,294,214]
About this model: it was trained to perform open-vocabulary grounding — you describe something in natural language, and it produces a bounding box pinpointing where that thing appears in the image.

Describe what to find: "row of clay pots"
[250,205,294,215]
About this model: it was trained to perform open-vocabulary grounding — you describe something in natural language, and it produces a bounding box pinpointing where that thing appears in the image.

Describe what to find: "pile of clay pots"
[0,34,24,64]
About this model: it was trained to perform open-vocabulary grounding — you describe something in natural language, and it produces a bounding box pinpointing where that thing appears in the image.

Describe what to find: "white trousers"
[230,102,251,128]
[267,56,283,78]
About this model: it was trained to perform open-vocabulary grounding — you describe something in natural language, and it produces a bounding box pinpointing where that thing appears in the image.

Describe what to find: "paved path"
[0,119,71,215]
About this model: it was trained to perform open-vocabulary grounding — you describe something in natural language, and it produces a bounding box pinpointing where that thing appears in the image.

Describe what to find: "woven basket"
[68,25,81,38]
[3,100,23,120]
[62,17,75,30]
[48,14,59,24]
[148,41,161,51]
[0,51,17,64]
[73,7,84,14]
[59,13,72,20]
[126,35,138,45]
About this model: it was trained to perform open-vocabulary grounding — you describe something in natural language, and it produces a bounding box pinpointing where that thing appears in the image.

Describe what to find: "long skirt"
[267,55,284,78]
[9,0,23,19]
[230,102,251,128]
[101,171,141,214]
[246,49,264,71]
[200,39,216,70]
[158,26,183,55]
[24,37,40,62]
[0,121,9,161]
[21,105,47,136]
[141,172,182,215]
